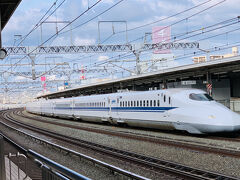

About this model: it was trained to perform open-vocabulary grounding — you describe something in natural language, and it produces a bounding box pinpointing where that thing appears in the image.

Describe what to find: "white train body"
[26,88,240,134]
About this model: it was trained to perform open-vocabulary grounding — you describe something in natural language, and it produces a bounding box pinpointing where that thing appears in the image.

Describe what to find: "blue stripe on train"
[53,107,177,112]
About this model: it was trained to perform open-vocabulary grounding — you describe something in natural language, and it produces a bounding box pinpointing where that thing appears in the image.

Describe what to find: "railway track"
[0,109,239,180]
[16,109,240,159]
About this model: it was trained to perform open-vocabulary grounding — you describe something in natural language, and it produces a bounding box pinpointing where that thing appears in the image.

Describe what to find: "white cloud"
[15,76,27,81]
[47,75,56,81]
[74,37,96,45]
[98,55,109,61]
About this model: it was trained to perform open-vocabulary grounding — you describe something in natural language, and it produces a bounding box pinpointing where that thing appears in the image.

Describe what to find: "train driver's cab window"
[189,93,214,101]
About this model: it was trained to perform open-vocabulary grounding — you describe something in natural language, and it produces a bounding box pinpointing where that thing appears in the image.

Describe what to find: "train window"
[140,101,142,107]
[154,100,156,107]
[137,101,139,107]
[169,97,171,104]
[164,95,166,102]
[133,101,135,107]
[125,101,127,107]
[120,102,122,107]
[147,100,149,107]
[158,100,160,107]
[128,101,130,107]
[143,100,145,107]
[131,101,133,107]
[150,100,152,107]
[189,93,214,101]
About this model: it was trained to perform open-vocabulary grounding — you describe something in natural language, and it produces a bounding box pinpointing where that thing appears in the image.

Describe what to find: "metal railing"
[217,99,240,113]
[0,134,89,180]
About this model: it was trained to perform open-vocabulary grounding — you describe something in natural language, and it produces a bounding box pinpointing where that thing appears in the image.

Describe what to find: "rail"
[0,110,149,180]
[1,109,239,180]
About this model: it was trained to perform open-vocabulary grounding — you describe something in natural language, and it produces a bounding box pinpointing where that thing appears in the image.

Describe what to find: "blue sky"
[1,0,240,86]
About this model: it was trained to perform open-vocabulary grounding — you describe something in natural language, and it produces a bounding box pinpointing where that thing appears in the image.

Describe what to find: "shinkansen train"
[26,88,240,134]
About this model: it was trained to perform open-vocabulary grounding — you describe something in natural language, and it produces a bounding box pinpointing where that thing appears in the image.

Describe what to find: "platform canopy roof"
[1,0,22,30]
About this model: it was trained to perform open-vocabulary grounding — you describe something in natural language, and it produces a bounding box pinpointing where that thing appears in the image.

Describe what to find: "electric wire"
[2,0,103,77]
[16,0,66,47]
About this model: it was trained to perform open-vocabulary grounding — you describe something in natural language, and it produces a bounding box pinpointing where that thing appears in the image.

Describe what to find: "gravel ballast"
[5,111,240,178]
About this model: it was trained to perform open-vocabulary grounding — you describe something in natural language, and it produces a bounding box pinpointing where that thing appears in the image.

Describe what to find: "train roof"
[73,88,205,98]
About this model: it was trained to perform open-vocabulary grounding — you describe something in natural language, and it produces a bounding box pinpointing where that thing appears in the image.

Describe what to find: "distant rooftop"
[1,0,22,30]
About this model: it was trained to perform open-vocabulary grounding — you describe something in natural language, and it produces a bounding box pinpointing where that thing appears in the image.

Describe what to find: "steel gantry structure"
[3,42,199,79]
[0,42,199,101]
[5,42,199,55]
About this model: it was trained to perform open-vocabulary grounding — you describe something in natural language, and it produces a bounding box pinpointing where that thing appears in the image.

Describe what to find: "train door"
[107,97,112,118]
[168,96,172,107]
[162,94,170,119]
[116,96,122,122]
[72,99,74,117]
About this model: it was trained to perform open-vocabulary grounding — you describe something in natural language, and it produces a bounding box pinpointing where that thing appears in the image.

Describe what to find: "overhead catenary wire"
[128,0,227,44]
[75,0,228,69]
[87,15,239,69]
[58,0,125,35]
[2,0,103,77]
[116,0,213,34]
[16,0,66,47]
